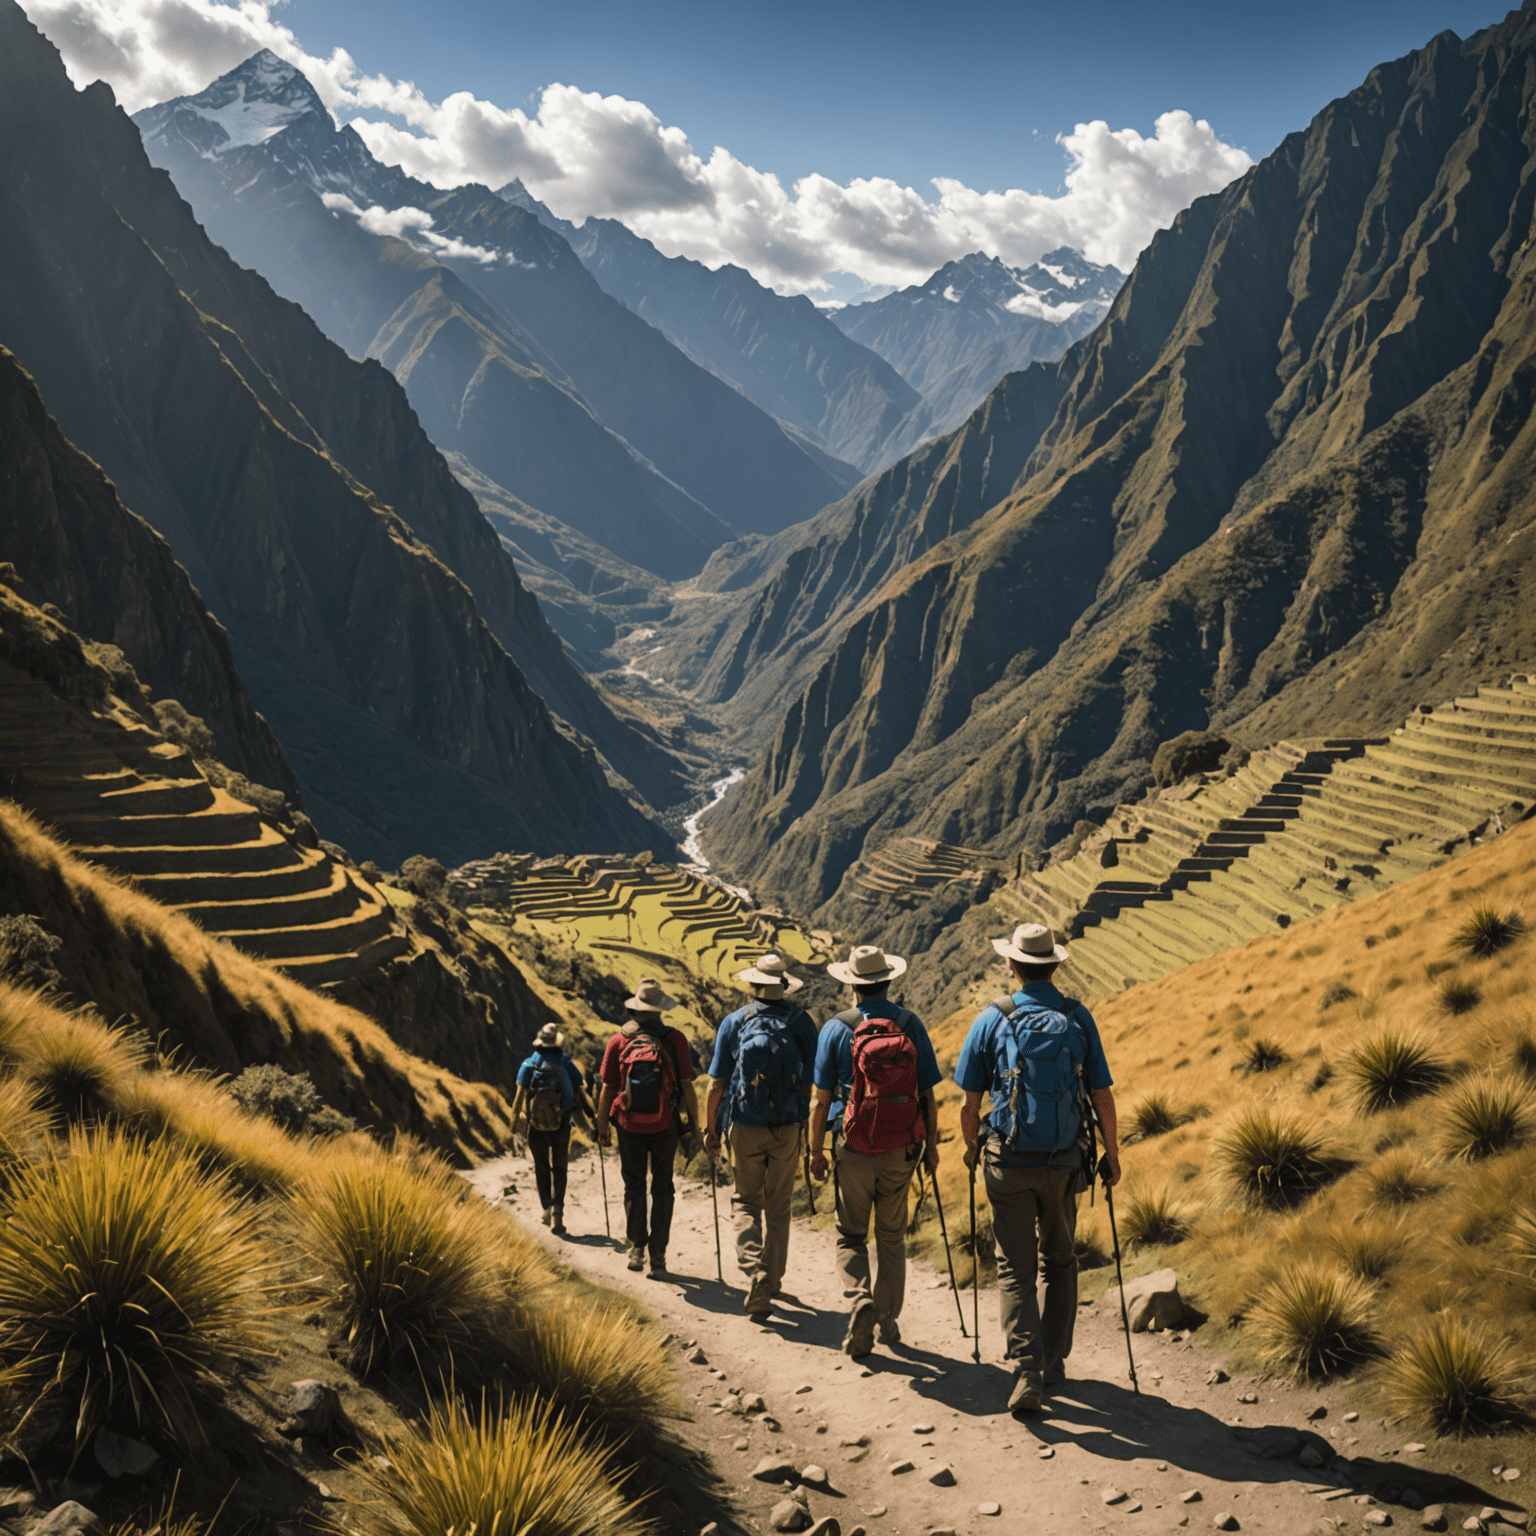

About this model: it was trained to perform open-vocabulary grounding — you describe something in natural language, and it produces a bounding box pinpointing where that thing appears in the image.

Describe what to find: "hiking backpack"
[840,1005,925,1156]
[526,1054,570,1134]
[617,1025,680,1134]
[724,1002,807,1130]
[990,993,1084,1154]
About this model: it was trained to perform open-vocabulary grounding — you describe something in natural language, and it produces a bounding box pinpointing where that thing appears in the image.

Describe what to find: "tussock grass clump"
[1442,1078,1530,1161]
[355,1393,650,1536]
[1119,1188,1190,1248]
[1512,1031,1536,1081]
[12,1010,143,1122]
[1346,1030,1448,1114]
[1248,1264,1381,1379]
[1241,1039,1287,1075]
[1130,1093,1180,1140]
[0,1074,49,1179]
[293,1153,501,1375]
[1510,1204,1536,1280]
[0,1125,265,1448]
[1368,1151,1438,1209]
[1318,981,1357,1012]
[1386,1316,1528,1436]
[1325,1220,1405,1281]
[1217,1110,1334,1209]
[1453,907,1527,960]
[1437,978,1483,1016]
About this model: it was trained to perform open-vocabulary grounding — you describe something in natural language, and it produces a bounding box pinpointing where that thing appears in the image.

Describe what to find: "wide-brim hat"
[534,1022,564,1048]
[625,977,676,1013]
[827,943,908,986]
[992,921,1069,967]
[736,952,803,993]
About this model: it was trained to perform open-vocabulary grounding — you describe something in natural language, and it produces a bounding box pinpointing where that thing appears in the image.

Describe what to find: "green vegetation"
[1345,1030,1448,1114]
[1248,1264,1380,1380]
[1442,1078,1530,1161]
[229,1063,355,1137]
[1216,1111,1333,1209]
[1452,907,1527,960]
[1386,1317,1527,1435]
[1151,729,1230,788]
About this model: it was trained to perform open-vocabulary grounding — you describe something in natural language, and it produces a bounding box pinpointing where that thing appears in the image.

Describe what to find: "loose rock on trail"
[466,1150,1499,1535]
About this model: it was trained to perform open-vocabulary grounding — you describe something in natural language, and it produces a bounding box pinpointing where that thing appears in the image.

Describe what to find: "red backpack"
[840,1005,926,1155]
[616,1024,680,1134]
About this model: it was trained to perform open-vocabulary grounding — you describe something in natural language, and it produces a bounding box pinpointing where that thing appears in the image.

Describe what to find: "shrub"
[1152,730,1230,788]
[1442,1078,1530,1161]
[292,1154,499,1375]
[228,1063,356,1138]
[13,1009,142,1121]
[399,856,448,900]
[1130,1093,1179,1140]
[0,915,64,993]
[1075,1222,1111,1270]
[0,1126,265,1449]
[1386,1316,1527,1435]
[1248,1264,1381,1380]
[1119,1188,1190,1248]
[1368,1151,1438,1209]
[1452,907,1527,960]
[1325,1221,1404,1281]
[1437,979,1482,1016]
[1318,982,1357,1012]
[1217,1111,1334,1209]
[1241,1038,1287,1075]
[0,1074,48,1180]
[1345,1030,1448,1114]
[353,1393,649,1536]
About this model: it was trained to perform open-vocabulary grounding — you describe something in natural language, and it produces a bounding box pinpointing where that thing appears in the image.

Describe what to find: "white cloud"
[23,0,1254,293]
[320,191,501,264]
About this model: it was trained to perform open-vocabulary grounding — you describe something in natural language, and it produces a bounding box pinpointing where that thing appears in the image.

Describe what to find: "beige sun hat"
[827,943,908,987]
[624,977,677,1013]
[992,921,1069,967]
[533,1022,564,1048]
[736,952,803,994]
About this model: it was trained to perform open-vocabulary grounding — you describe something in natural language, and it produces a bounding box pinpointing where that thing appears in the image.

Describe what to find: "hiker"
[595,978,701,1276]
[954,922,1120,1417]
[704,953,818,1317]
[509,1022,590,1236]
[808,943,942,1358]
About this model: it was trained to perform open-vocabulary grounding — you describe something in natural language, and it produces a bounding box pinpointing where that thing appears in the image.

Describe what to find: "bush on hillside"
[1346,1030,1449,1114]
[1514,1029,1536,1081]
[1129,1093,1180,1140]
[399,856,448,900]
[1152,730,1230,789]
[1438,978,1483,1016]
[1119,1187,1190,1248]
[1367,1151,1438,1209]
[1241,1038,1287,1075]
[0,1125,265,1449]
[1386,1316,1528,1436]
[1317,981,1356,1012]
[1249,1264,1381,1380]
[1452,906,1527,960]
[228,1062,356,1138]
[1325,1220,1405,1281]
[0,1074,48,1182]
[1442,1078,1530,1161]
[1217,1111,1334,1210]
[14,1009,143,1122]
[0,913,64,993]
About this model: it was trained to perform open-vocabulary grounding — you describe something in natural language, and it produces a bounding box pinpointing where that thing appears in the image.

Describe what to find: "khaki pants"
[729,1122,800,1285]
[834,1143,917,1322]
[985,1160,1078,1376]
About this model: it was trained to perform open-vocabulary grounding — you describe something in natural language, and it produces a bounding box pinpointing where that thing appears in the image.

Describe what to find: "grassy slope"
[918,813,1536,1411]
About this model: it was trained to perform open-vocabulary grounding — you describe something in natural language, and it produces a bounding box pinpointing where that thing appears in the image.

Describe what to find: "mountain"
[499,181,921,474]
[831,249,1123,459]
[133,54,859,573]
[0,0,675,865]
[700,8,1536,927]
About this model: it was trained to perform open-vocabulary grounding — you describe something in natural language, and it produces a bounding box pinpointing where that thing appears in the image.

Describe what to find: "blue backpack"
[991,993,1084,1153]
[724,1002,807,1130]
[525,1052,573,1132]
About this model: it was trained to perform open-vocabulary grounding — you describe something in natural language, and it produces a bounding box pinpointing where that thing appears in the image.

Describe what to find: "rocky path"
[466,1150,1497,1536]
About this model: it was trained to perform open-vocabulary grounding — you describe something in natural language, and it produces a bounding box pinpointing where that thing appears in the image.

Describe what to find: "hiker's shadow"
[559,1233,626,1250]
[665,1274,760,1317]
[873,1341,1016,1415]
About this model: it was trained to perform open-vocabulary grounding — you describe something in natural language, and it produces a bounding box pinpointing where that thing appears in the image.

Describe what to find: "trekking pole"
[925,1161,969,1339]
[1098,1150,1139,1395]
[801,1127,818,1216]
[967,1145,981,1364]
[597,1136,612,1239]
[708,1140,724,1283]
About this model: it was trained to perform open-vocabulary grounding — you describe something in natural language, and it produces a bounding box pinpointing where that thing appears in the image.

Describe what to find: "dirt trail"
[467,1149,1428,1536]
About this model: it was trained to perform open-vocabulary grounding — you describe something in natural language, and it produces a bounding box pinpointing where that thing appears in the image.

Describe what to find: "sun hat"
[736,953,803,995]
[827,943,908,986]
[534,1022,564,1048]
[991,921,1069,967]
[624,977,677,1013]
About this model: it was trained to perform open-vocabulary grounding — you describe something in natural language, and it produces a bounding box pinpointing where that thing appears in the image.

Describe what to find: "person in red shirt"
[596,978,701,1276]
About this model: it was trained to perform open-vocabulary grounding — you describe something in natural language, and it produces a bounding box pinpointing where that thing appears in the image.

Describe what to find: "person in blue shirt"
[808,943,942,1359]
[511,1022,591,1236]
[705,954,818,1318]
[954,923,1121,1417]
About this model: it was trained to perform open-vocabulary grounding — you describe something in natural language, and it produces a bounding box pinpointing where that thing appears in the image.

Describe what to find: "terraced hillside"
[0,658,406,987]
[847,837,1003,909]
[992,682,1536,999]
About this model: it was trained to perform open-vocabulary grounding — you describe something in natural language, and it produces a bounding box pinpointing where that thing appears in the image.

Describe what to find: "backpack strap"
[991,994,1019,1017]
[834,1006,864,1027]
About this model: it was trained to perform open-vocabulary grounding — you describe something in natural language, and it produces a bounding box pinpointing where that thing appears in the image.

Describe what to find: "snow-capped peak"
[137,50,329,153]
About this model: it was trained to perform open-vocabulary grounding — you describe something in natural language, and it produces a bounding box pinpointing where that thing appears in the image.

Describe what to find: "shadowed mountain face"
[704,8,1536,922]
[832,249,1124,461]
[134,54,859,574]
[499,181,921,475]
[0,1,675,865]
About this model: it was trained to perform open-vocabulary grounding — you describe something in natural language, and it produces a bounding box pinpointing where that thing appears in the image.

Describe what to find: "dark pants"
[617,1124,679,1255]
[527,1126,570,1210]
[986,1160,1079,1378]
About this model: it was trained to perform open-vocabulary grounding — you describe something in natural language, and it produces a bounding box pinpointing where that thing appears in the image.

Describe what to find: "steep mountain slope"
[135,54,857,551]
[704,8,1536,918]
[832,248,1123,459]
[0,345,297,800]
[0,1,673,863]
[500,180,920,473]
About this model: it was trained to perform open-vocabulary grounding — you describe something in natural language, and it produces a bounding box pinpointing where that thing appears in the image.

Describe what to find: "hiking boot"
[745,1278,773,1317]
[627,1245,645,1271]
[540,1207,553,1228]
[647,1251,667,1277]
[877,1314,901,1346]
[1044,1356,1066,1391]
[843,1299,877,1359]
[551,1206,567,1236]
[1008,1370,1044,1417]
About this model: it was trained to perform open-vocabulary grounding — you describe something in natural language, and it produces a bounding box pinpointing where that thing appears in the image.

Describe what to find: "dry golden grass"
[0,1073,49,1179]
[1385,1316,1528,1435]
[1248,1263,1381,1379]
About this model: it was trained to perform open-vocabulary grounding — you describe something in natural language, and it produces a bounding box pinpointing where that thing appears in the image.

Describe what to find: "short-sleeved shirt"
[516,1049,585,1129]
[600,1023,695,1132]
[813,998,944,1103]
[708,999,818,1127]
[954,980,1113,1168]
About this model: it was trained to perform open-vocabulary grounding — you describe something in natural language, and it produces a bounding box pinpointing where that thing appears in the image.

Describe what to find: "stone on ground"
[1103,1488,1128,1506]
[770,1498,810,1532]
[977,1504,1001,1517]
[1419,1508,1446,1532]
[800,1465,829,1490]
[889,1459,915,1475]
[1213,1516,1239,1532]
[687,1347,708,1364]
[92,1429,158,1478]
[280,1380,342,1438]
[913,1422,936,1433]
[32,1505,99,1536]
[1183,1491,1203,1504]
[928,1464,955,1486]
[1207,1368,1230,1385]
[753,1456,797,1483]
[1365,1513,1392,1527]
[1099,1267,1185,1332]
